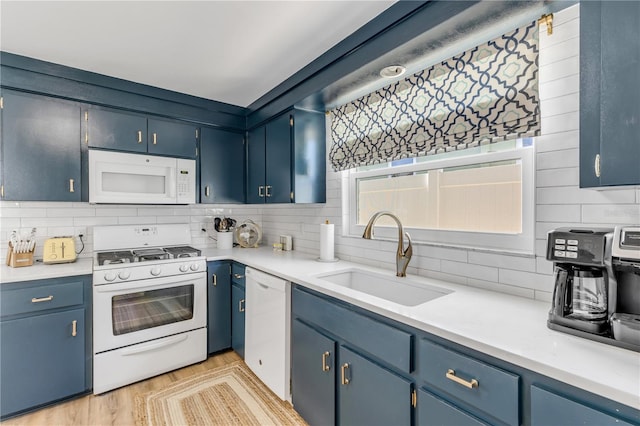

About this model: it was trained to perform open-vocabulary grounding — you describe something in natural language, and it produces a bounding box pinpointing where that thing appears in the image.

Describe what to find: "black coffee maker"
[546,228,615,338]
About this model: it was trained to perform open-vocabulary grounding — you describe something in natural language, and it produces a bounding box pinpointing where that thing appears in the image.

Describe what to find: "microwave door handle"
[168,167,176,199]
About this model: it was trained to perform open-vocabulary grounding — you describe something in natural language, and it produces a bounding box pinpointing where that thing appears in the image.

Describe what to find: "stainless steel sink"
[314,268,451,306]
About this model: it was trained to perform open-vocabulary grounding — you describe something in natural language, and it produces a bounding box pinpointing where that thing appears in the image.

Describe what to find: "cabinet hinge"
[0,96,4,109]
[289,116,294,127]
[411,389,417,408]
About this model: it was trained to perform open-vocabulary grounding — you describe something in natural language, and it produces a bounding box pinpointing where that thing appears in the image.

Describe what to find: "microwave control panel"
[176,159,196,204]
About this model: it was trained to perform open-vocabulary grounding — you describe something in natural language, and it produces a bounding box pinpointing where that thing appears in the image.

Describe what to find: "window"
[343,139,535,253]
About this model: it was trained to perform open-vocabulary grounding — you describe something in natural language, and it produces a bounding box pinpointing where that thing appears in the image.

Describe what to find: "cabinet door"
[247,126,266,203]
[339,345,412,426]
[1,309,85,418]
[291,110,326,203]
[531,386,635,426]
[231,283,245,358]
[417,389,488,426]
[1,90,81,201]
[291,319,336,426]
[207,261,231,354]
[580,1,640,187]
[148,118,197,158]
[87,107,147,153]
[265,113,292,203]
[200,127,245,203]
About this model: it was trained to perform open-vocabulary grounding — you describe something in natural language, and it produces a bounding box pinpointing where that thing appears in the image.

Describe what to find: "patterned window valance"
[329,21,540,171]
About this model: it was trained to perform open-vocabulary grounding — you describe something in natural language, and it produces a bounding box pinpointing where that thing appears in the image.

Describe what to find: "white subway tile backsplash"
[441,260,498,282]
[540,111,579,135]
[539,74,579,100]
[467,278,536,299]
[537,187,637,205]
[467,251,536,272]
[581,204,640,225]
[47,208,95,217]
[499,269,552,292]
[539,93,579,118]
[536,148,579,170]
[536,204,581,223]
[539,56,579,83]
[536,168,580,188]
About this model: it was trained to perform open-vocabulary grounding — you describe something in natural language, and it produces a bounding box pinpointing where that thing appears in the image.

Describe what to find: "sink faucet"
[362,211,413,277]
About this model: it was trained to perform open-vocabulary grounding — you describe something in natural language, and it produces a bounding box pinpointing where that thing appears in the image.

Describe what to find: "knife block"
[6,242,35,268]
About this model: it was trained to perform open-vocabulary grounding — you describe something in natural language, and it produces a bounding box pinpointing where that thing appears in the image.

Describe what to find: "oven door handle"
[121,334,189,356]
[94,275,204,293]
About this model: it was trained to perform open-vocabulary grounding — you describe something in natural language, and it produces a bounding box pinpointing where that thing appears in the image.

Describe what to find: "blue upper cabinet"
[148,118,198,158]
[86,106,197,159]
[580,1,640,187]
[246,108,325,204]
[1,90,81,201]
[200,127,245,203]
[86,107,147,153]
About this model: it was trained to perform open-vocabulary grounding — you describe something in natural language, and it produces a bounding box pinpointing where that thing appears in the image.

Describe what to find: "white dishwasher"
[245,267,291,401]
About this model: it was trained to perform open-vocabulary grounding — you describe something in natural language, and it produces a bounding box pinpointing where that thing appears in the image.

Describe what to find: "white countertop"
[203,247,640,411]
[2,247,638,410]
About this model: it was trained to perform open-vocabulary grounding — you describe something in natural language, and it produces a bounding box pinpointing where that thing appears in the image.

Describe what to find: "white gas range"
[92,224,207,394]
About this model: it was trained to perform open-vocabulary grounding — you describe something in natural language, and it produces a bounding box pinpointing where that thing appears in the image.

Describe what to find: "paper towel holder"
[317,219,339,262]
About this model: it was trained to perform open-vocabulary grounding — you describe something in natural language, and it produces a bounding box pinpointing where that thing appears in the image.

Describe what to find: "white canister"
[217,231,233,250]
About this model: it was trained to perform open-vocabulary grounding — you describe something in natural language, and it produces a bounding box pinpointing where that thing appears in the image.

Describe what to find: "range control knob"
[104,272,117,282]
[118,271,131,280]
[190,263,200,271]
[150,267,162,277]
[179,264,189,273]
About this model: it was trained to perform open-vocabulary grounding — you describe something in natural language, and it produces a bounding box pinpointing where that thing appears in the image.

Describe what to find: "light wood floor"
[2,350,242,426]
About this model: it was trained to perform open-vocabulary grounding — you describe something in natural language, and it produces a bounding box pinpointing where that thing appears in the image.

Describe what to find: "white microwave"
[89,150,196,204]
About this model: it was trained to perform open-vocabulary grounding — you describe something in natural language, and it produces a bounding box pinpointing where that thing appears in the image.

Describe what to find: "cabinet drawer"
[1,281,84,317]
[531,386,636,426]
[419,339,519,425]
[292,286,412,373]
[231,263,246,288]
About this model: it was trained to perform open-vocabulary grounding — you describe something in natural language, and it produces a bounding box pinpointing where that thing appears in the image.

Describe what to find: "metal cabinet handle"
[137,130,143,143]
[258,186,265,197]
[153,133,158,145]
[594,154,601,178]
[265,185,272,197]
[322,351,331,372]
[446,369,479,389]
[205,186,210,197]
[32,295,54,303]
[212,273,217,286]
[239,299,245,312]
[341,363,350,385]
[69,179,75,193]
[233,273,245,279]
[72,320,77,337]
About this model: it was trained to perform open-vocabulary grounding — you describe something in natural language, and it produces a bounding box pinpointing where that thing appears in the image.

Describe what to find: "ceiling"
[0,1,395,108]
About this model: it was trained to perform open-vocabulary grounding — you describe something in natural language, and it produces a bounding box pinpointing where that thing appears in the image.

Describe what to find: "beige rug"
[135,361,307,426]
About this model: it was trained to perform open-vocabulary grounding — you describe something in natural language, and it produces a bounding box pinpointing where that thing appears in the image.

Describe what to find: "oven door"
[93,272,206,354]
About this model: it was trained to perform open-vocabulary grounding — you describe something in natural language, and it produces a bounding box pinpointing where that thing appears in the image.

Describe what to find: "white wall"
[1,5,638,301]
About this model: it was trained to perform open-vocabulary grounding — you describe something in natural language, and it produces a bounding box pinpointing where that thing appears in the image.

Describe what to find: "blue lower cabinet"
[207,261,231,354]
[531,386,636,426]
[0,276,91,419]
[338,345,412,426]
[418,389,487,426]
[231,283,245,358]
[291,319,336,426]
[1,309,86,417]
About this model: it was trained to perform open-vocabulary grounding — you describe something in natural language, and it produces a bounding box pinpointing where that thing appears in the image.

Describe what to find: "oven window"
[111,284,194,335]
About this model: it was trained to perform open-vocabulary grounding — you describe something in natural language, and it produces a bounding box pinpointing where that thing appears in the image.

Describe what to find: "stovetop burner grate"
[97,251,136,266]
[96,246,202,266]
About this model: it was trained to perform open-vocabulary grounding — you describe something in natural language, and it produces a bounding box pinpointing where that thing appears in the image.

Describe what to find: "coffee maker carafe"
[547,228,615,336]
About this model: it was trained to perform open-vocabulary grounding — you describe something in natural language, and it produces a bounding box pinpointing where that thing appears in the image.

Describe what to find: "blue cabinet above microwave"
[86,106,198,159]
